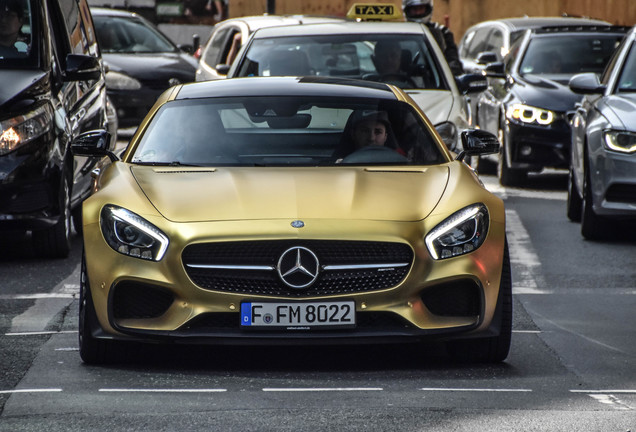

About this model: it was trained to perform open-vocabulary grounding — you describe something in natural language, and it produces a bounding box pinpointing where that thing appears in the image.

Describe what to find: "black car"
[476,23,627,185]
[91,8,198,130]
[0,0,114,257]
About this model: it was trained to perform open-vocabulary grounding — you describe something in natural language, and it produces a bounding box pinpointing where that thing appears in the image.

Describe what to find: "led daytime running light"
[603,130,636,154]
[0,105,52,155]
[425,204,489,260]
[506,103,554,126]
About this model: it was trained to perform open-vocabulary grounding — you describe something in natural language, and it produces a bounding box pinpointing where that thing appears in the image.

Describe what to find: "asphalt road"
[0,172,635,431]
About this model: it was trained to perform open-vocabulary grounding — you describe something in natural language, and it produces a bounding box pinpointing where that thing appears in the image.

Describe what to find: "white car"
[227,21,487,152]
[195,15,343,82]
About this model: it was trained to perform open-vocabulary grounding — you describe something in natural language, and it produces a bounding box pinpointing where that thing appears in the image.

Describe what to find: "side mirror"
[476,51,498,65]
[456,129,500,161]
[569,72,606,95]
[65,54,102,81]
[456,73,488,94]
[215,63,231,75]
[482,61,505,79]
[71,130,118,162]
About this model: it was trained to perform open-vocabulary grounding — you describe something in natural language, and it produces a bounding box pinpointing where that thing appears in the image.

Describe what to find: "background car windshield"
[93,15,176,54]
[236,34,447,90]
[616,43,636,92]
[519,34,623,76]
[132,96,444,166]
[0,0,37,68]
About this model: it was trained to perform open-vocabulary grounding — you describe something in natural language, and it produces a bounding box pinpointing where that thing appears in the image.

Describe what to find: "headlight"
[0,105,52,155]
[100,205,169,261]
[506,103,555,126]
[435,121,458,150]
[105,71,142,90]
[603,130,636,154]
[425,204,489,260]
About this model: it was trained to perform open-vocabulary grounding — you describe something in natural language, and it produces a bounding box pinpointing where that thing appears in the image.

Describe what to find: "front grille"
[111,282,174,319]
[182,240,413,297]
[420,279,481,317]
[605,183,636,204]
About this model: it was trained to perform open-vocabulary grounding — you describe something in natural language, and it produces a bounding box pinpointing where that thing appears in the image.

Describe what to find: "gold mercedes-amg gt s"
[72,76,510,364]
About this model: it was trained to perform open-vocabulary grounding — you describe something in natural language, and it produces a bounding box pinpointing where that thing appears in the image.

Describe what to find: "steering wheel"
[340,145,407,164]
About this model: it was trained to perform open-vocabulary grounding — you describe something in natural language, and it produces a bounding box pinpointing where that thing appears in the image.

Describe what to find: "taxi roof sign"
[346,3,404,21]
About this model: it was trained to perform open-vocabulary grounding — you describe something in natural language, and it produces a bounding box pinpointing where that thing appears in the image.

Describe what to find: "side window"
[483,29,503,60]
[57,0,88,55]
[203,26,231,68]
[465,28,491,59]
[459,30,476,57]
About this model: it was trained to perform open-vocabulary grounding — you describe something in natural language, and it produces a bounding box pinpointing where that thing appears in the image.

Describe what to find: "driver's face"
[353,120,387,149]
[375,48,401,74]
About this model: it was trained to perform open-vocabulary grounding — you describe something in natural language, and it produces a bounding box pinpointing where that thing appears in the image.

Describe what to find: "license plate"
[240,301,355,329]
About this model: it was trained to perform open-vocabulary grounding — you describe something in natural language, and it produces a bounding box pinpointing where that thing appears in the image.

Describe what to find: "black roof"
[175,76,395,100]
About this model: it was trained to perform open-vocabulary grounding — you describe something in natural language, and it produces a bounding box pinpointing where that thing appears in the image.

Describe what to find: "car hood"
[404,90,458,125]
[103,52,197,80]
[600,93,636,129]
[514,74,581,111]
[0,70,48,109]
[131,165,450,222]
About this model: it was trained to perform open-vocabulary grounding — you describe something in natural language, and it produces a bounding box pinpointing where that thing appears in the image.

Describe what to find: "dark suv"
[0,0,114,257]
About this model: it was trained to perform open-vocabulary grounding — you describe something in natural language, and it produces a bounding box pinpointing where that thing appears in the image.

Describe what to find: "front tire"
[581,167,609,240]
[497,126,526,187]
[446,239,513,363]
[79,251,123,364]
[33,175,72,258]
[566,167,582,222]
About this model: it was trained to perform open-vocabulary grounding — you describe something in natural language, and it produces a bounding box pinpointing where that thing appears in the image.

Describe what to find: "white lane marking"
[586,394,633,410]
[5,330,76,336]
[506,209,550,295]
[55,347,79,351]
[419,388,532,392]
[99,389,227,393]
[263,388,383,392]
[0,294,76,300]
[0,389,62,394]
[480,175,566,201]
[513,330,542,334]
[570,390,636,394]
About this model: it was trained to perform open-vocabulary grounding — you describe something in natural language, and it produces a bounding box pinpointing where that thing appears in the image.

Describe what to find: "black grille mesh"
[112,282,174,319]
[182,240,413,297]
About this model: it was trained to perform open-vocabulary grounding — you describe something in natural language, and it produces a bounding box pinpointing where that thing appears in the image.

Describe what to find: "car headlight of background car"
[435,121,459,150]
[506,103,556,126]
[603,130,636,154]
[0,105,52,155]
[425,204,489,260]
[100,205,169,261]
[105,70,142,90]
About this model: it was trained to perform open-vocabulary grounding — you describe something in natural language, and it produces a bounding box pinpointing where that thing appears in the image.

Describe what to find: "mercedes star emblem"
[277,246,319,289]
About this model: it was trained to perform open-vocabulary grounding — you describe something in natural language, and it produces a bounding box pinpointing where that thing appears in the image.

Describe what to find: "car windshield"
[519,33,623,77]
[93,15,176,54]
[0,0,38,68]
[235,34,448,90]
[616,42,636,93]
[131,95,445,167]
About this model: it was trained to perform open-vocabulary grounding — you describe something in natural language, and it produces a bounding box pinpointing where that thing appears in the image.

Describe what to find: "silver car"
[568,25,636,240]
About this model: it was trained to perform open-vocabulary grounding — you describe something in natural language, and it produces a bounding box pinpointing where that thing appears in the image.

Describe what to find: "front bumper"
[83,214,507,345]
[591,149,636,218]
[506,118,570,170]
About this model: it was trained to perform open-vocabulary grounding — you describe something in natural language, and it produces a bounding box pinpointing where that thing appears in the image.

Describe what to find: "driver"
[372,40,402,76]
[351,110,390,149]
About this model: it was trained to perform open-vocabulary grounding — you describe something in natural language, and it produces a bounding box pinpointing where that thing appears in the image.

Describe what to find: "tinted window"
[519,33,624,76]
[464,27,491,58]
[93,15,175,53]
[616,42,636,92]
[0,0,38,68]
[132,96,444,166]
